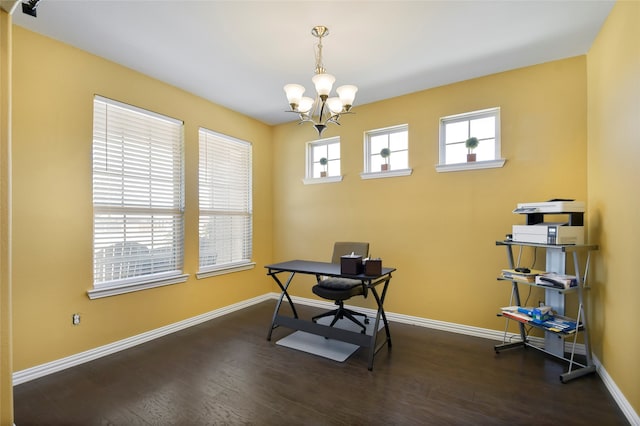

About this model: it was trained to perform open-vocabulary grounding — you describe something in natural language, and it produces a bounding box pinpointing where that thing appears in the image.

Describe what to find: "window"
[304,137,342,184]
[437,107,505,172]
[198,128,253,278]
[90,96,186,299]
[362,124,412,179]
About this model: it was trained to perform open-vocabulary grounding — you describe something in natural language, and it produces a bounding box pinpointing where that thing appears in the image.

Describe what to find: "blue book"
[540,317,578,333]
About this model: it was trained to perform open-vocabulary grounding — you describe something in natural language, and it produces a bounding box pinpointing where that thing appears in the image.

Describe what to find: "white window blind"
[92,96,185,296]
[199,128,252,274]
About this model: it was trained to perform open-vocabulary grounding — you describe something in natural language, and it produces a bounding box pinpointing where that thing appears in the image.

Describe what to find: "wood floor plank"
[14,301,629,425]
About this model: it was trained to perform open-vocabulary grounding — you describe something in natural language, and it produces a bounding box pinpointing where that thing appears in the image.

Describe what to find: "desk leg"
[267,271,298,341]
[367,278,392,370]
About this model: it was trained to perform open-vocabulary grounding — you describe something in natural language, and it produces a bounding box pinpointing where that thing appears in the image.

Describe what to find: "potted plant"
[319,157,328,177]
[465,137,479,162]
[380,148,391,171]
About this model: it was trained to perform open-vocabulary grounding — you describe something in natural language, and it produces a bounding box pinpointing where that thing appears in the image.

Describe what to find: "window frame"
[196,128,254,279]
[303,136,343,185]
[436,107,506,172]
[361,124,412,180]
[89,96,187,299]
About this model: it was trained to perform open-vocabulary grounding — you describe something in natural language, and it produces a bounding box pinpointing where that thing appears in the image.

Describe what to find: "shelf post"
[545,246,566,357]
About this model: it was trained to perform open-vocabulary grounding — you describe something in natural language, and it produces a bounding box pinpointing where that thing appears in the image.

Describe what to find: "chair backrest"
[331,242,369,264]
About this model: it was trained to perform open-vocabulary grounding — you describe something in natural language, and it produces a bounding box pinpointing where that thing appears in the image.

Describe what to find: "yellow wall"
[587,0,640,415]
[6,3,639,421]
[273,57,588,330]
[1,8,14,426]
[10,27,274,371]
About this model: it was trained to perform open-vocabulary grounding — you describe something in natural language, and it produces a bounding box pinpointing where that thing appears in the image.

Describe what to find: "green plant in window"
[465,137,479,152]
[380,148,391,171]
[465,137,479,162]
[319,157,328,177]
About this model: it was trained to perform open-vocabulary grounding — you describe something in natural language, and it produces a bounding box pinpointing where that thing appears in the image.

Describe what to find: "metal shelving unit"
[495,240,598,383]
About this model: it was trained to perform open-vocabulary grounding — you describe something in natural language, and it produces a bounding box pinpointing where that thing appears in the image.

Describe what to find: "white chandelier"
[283,26,358,136]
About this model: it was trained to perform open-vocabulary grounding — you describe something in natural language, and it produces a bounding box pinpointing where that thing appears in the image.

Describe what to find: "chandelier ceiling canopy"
[283,26,357,137]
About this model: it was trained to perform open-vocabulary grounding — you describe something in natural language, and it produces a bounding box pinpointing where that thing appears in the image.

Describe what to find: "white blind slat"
[93,97,184,286]
[198,128,252,269]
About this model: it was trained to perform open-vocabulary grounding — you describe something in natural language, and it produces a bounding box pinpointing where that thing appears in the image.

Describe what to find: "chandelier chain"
[283,26,357,136]
[315,37,325,74]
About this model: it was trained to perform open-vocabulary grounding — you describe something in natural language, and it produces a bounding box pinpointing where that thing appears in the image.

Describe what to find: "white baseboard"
[593,353,640,425]
[290,294,573,352]
[13,292,638,425]
[12,294,272,385]
[285,294,637,425]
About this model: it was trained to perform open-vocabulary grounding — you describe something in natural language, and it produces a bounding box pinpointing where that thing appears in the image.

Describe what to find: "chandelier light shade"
[284,26,357,136]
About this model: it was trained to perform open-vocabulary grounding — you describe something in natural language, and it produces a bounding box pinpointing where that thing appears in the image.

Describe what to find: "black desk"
[265,260,396,370]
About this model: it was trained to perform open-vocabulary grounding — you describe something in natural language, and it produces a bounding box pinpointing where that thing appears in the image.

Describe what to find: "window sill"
[435,159,506,173]
[87,273,189,299]
[302,176,343,185]
[360,168,413,180]
[196,261,256,279]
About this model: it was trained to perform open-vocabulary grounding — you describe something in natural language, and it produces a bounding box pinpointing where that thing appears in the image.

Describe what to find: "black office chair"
[312,242,370,333]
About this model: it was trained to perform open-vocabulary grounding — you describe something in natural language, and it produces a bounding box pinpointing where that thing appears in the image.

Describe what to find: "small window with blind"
[197,128,254,279]
[436,107,506,172]
[89,96,187,299]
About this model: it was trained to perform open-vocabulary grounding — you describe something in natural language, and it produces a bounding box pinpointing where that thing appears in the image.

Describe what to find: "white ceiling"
[11,0,614,125]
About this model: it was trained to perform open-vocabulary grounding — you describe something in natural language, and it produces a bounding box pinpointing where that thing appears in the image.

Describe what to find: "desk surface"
[265,259,395,279]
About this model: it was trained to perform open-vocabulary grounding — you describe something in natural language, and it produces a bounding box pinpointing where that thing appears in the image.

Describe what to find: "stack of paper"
[501,269,546,283]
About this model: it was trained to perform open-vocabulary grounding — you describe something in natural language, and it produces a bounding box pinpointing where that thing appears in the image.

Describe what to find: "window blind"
[92,96,184,288]
[198,128,252,271]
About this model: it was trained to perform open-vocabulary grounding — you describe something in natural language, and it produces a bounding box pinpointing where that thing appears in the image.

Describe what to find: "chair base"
[312,302,369,334]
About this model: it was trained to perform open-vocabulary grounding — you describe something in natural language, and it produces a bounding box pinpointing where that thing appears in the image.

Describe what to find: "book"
[501,310,532,323]
[539,316,579,333]
[500,307,579,334]
[516,306,536,316]
[501,269,546,283]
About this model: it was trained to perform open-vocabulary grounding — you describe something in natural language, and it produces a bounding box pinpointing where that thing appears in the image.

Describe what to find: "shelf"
[494,238,598,383]
[496,276,579,293]
[496,240,598,252]
[499,311,582,336]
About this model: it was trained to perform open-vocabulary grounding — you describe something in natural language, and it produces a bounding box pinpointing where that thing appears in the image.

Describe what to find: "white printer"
[511,200,585,245]
[512,200,585,215]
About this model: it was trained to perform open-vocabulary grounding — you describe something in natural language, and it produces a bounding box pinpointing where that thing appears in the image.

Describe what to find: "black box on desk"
[341,254,363,275]
[365,259,382,276]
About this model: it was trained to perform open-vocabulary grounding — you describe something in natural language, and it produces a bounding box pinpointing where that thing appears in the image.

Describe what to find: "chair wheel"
[364,318,370,324]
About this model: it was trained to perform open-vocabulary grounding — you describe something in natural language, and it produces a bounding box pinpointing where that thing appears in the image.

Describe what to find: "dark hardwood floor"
[14,301,628,425]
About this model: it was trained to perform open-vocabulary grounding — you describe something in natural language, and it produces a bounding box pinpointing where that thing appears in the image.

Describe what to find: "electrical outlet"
[72,313,81,325]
